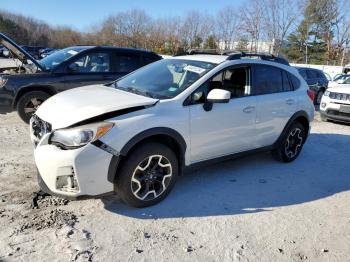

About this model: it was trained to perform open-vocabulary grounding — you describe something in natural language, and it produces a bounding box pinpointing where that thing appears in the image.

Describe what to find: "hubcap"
[24,98,43,116]
[285,128,303,159]
[131,155,172,201]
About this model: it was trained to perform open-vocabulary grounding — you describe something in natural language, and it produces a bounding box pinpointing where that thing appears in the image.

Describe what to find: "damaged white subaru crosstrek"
[30,52,314,207]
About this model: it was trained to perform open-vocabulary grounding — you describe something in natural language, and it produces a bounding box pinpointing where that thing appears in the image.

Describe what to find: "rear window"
[306,70,318,79]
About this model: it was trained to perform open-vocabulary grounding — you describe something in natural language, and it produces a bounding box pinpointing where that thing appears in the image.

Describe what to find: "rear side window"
[306,70,318,79]
[316,70,326,79]
[299,70,307,80]
[143,55,160,65]
[289,73,300,90]
[282,71,293,92]
[115,54,141,73]
[253,64,283,95]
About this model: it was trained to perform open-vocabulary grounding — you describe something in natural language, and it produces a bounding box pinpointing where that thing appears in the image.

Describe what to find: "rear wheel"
[315,89,324,105]
[115,142,178,207]
[17,91,50,123]
[272,122,306,163]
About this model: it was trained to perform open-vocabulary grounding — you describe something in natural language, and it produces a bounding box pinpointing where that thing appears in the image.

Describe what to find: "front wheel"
[16,91,51,123]
[272,122,306,163]
[115,142,178,208]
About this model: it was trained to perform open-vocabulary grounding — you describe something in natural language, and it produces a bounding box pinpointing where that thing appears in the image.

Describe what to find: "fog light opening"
[56,168,79,193]
[321,102,327,108]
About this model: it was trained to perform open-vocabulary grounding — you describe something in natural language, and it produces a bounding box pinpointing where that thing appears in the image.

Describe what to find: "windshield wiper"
[116,86,154,98]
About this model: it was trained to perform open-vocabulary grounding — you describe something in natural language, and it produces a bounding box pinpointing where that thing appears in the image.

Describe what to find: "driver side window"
[69,52,110,73]
[189,66,251,104]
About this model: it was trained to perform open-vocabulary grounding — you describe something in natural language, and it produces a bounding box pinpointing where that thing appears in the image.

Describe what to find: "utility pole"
[305,22,309,64]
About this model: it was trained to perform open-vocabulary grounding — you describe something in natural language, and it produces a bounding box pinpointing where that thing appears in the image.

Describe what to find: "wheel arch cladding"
[13,86,57,107]
[274,111,310,148]
[108,127,187,183]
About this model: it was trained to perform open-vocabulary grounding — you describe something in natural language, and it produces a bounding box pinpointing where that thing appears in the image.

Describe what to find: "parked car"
[328,74,350,88]
[30,52,314,207]
[320,86,350,123]
[39,48,59,59]
[0,33,162,123]
[295,67,328,104]
[20,45,46,59]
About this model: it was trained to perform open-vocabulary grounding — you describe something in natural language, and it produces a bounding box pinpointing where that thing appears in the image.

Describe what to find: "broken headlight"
[50,122,114,149]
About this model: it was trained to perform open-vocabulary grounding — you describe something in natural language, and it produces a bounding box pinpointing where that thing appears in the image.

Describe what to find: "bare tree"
[262,0,299,54]
[216,6,240,50]
[241,0,264,52]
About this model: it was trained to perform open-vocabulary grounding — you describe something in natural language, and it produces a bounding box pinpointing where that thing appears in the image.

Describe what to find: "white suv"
[30,52,315,207]
[320,85,350,123]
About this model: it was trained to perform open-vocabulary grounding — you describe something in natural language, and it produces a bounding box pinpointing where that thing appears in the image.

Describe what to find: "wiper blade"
[116,86,153,98]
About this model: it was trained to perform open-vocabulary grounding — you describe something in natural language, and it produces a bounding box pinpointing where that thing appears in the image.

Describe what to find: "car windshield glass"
[39,47,88,70]
[343,77,350,84]
[114,59,216,99]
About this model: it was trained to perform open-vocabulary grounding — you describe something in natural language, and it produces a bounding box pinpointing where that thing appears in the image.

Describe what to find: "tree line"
[1,0,350,65]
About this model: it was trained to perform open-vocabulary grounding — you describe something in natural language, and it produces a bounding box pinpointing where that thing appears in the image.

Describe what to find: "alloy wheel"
[24,97,43,117]
[131,155,172,201]
[284,128,303,159]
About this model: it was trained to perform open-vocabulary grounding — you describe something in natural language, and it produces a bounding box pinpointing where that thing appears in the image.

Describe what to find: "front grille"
[327,110,350,118]
[30,115,52,143]
[329,92,350,101]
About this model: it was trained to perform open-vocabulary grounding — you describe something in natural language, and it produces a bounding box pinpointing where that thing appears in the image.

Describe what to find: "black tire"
[314,89,324,105]
[115,142,178,208]
[320,113,328,122]
[17,91,51,123]
[272,122,306,163]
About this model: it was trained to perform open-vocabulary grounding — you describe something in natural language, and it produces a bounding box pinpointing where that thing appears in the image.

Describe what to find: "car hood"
[327,85,350,94]
[36,85,159,129]
[0,33,45,71]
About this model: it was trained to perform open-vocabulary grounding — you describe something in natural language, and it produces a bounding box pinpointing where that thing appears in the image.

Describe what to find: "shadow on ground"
[102,133,350,219]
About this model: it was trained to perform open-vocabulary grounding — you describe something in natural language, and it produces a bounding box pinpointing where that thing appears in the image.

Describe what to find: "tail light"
[307,89,315,102]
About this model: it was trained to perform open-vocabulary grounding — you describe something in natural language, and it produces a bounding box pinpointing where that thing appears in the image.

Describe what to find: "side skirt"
[183,145,274,174]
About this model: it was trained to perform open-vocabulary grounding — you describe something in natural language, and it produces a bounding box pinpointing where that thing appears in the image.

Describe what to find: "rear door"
[63,51,114,90]
[253,64,297,148]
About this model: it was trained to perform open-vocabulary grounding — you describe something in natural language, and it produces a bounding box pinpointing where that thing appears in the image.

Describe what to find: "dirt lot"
[0,110,350,262]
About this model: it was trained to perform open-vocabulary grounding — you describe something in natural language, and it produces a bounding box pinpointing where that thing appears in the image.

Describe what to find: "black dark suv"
[296,67,328,104]
[0,33,162,123]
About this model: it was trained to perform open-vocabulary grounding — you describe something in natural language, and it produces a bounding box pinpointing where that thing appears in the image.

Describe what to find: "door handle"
[243,106,255,113]
[286,99,295,105]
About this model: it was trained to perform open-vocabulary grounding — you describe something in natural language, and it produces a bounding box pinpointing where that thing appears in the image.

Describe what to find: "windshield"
[39,47,88,70]
[114,59,216,99]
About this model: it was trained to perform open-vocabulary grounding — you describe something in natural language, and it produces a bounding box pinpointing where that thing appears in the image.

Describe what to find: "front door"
[188,66,258,163]
[63,51,118,90]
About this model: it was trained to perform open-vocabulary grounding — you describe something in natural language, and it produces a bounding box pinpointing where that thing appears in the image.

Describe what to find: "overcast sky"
[0,0,244,31]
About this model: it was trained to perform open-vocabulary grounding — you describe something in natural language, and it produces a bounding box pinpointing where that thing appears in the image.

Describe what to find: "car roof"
[170,54,228,64]
[78,45,161,56]
[295,67,323,72]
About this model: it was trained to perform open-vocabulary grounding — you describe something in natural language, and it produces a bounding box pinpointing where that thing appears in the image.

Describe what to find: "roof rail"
[226,52,290,65]
[175,48,238,56]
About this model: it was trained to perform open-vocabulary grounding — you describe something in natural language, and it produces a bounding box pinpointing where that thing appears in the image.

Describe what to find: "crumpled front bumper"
[34,139,115,199]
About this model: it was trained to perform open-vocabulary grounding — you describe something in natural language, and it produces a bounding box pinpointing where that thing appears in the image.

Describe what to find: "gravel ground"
[0,110,350,262]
